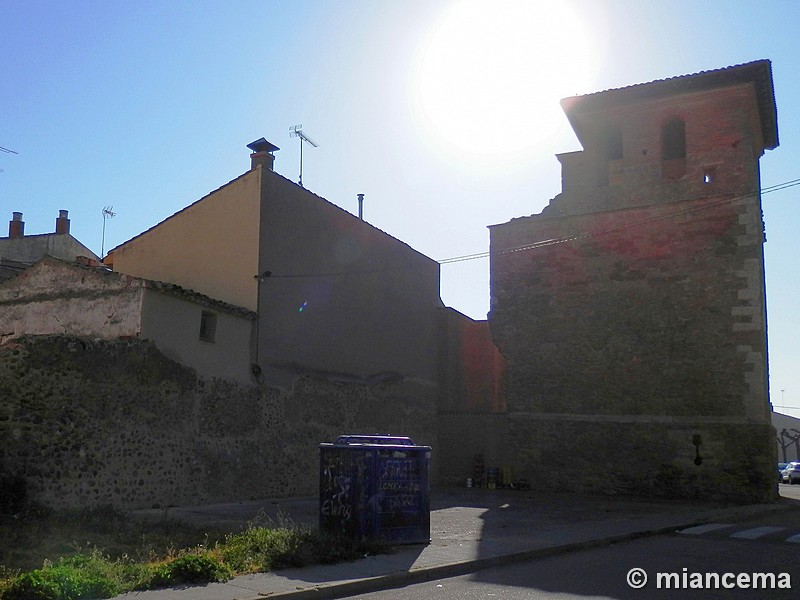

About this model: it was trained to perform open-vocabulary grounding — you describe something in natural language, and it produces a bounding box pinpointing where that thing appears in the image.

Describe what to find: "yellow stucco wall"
[109,169,261,311]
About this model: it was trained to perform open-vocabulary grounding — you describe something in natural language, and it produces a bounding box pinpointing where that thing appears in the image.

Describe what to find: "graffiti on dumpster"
[379,480,421,493]
[320,443,429,543]
[380,457,419,480]
[378,455,423,519]
[320,461,353,523]
[381,494,419,511]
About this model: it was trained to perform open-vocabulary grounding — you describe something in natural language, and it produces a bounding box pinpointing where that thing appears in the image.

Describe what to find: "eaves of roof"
[561,60,778,151]
[141,278,256,318]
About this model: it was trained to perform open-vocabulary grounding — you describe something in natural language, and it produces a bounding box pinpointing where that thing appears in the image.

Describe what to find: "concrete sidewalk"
[119,489,796,600]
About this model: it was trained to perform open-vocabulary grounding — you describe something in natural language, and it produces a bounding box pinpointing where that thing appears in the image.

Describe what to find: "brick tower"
[489,60,779,502]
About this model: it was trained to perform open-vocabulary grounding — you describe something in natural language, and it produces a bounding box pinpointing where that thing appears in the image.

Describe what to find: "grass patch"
[0,508,387,600]
[220,523,385,573]
[0,504,223,572]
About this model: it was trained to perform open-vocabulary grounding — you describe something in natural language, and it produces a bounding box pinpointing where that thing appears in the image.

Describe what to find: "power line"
[261,175,800,279]
[439,176,800,265]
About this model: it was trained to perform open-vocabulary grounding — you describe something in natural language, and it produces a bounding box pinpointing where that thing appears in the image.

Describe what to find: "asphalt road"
[346,506,800,600]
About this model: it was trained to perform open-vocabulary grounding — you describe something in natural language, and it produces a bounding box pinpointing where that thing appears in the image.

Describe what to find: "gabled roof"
[561,60,778,150]
[109,164,440,270]
[106,169,255,257]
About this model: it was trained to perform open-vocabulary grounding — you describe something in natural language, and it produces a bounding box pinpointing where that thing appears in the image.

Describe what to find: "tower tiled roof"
[561,60,778,150]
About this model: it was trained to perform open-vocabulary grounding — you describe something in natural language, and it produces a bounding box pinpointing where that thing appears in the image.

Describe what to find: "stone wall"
[0,335,437,509]
[491,196,768,419]
[506,414,776,503]
[436,412,510,486]
[488,196,776,503]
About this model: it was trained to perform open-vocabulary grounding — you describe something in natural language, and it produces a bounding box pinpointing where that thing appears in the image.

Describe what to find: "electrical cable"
[263,175,800,279]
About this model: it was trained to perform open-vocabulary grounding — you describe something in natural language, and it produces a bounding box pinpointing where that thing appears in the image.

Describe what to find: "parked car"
[778,462,788,481]
[781,462,800,485]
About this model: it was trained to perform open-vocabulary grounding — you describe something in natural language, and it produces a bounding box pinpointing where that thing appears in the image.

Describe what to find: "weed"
[149,554,231,587]
[2,563,118,600]
[218,525,386,572]
[0,508,389,600]
[220,526,312,572]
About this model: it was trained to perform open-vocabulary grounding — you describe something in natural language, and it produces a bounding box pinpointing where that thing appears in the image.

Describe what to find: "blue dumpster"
[319,435,431,545]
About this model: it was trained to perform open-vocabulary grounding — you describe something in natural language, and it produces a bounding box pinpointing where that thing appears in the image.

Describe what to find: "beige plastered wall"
[140,289,255,385]
[109,169,262,311]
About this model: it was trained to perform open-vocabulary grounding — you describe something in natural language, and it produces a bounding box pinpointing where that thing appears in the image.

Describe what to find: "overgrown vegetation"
[0,505,385,600]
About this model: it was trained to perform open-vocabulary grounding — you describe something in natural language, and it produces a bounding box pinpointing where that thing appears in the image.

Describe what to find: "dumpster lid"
[333,435,416,446]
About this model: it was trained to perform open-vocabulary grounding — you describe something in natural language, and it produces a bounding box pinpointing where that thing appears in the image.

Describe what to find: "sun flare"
[412,0,598,169]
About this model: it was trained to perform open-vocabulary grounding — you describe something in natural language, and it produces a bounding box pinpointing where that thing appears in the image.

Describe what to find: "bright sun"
[411,0,597,170]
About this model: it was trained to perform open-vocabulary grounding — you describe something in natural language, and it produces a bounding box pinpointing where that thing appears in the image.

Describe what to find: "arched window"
[662,118,686,160]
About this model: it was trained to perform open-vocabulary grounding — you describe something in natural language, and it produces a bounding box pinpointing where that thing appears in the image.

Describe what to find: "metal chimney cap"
[247,138,280,154]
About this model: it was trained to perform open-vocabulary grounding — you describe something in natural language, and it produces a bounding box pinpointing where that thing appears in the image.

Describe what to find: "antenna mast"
[289,124,319,187]
[0,146,17,198]
[101,206,116,258]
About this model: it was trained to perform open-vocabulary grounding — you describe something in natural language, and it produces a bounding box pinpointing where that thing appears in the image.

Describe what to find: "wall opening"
[605,127,623,160]
[199,311,217,342]
[662,118,686,159]
[661,118,686,180]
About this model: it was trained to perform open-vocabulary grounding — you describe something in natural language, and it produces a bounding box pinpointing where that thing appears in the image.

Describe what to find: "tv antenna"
[0,145,17,176]
[289,124,318,187]
[101,206,116,258]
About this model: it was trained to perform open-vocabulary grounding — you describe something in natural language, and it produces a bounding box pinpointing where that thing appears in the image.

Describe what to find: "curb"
[251,502,796,600]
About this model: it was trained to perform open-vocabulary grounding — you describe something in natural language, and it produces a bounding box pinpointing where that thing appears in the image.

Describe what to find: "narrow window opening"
[199,311,217,342]
[661,118,686,180]
[606,127,623,160]
[662,118,686,160]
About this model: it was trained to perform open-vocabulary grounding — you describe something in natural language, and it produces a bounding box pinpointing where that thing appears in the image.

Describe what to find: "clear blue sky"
[2,1,798,417]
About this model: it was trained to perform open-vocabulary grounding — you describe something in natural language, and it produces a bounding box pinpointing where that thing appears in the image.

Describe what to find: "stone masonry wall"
[489,193,775,502]
[507,414,776,503]
[0,335,437,509]
[491,195,767,418]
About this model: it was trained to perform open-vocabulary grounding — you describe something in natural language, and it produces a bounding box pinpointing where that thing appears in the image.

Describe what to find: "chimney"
[357,194,365,220]
[246,137,280,171]
[8,212,24,238]
[55,209,70,234]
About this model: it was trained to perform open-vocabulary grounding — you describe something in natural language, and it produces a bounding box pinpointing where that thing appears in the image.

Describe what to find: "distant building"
[774,411,800,463]
[0,210,99,281]
[489,60,779,502]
